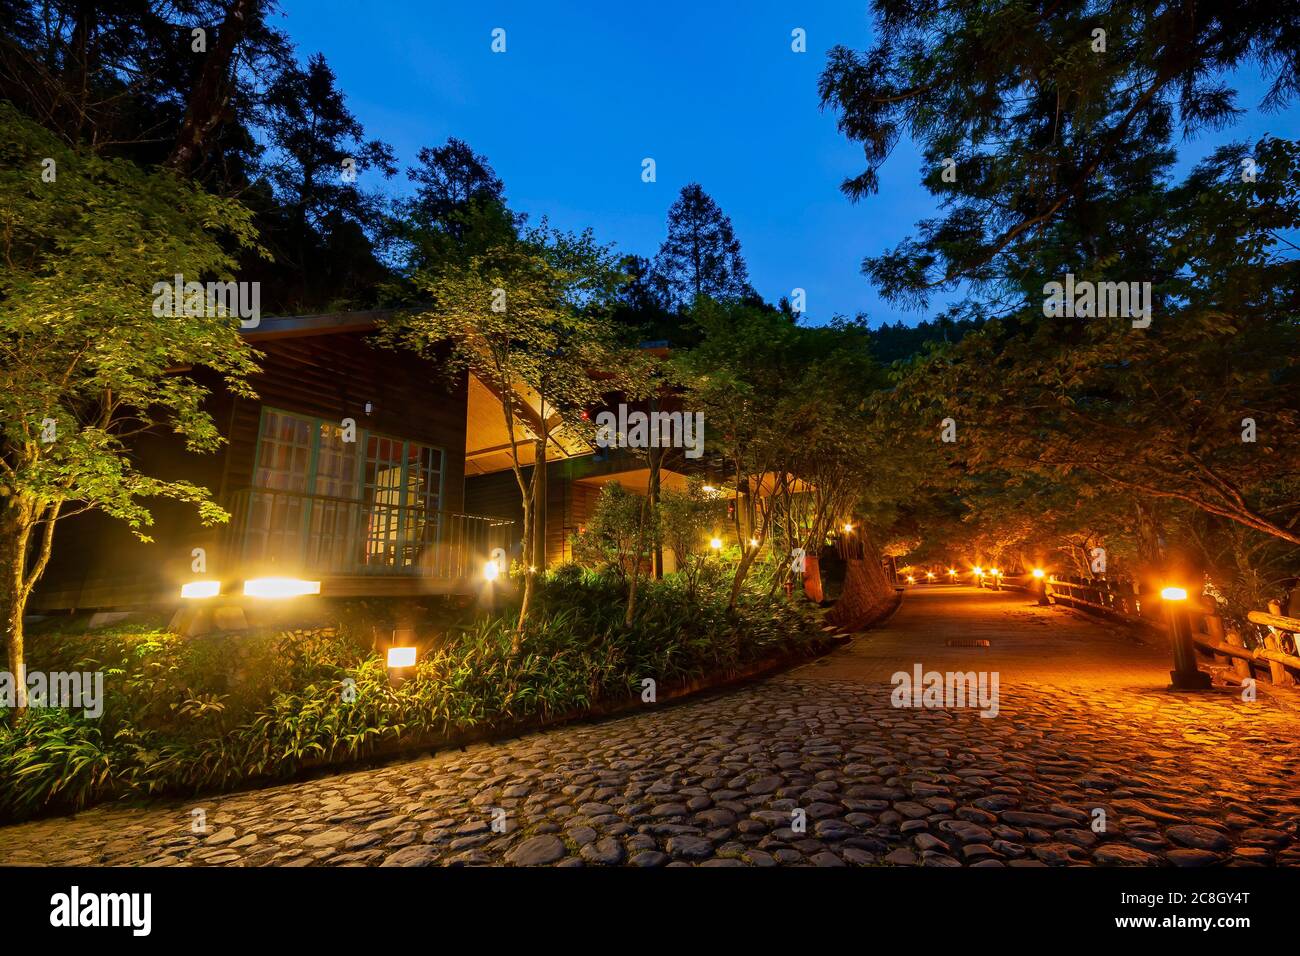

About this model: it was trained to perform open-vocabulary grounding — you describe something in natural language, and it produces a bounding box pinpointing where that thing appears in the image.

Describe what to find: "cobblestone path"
[3,586,1298,867]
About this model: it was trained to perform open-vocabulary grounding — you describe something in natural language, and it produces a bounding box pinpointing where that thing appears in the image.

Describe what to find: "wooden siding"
[32,332,469,610]
[464,458,628,567]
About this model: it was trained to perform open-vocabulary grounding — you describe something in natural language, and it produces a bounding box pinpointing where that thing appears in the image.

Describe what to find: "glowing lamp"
[926,572,935,579]
[243,577,320,598]
[906,575,916,584]
[1032,568,1045,579]
[990,567,1001,576]
[749,538,759,548]
[1161,587,1187,602]
[181,580,220,599]
[710,537,723,550]
[843,523,854,533]
[973,566,983,575]
[387,646,417,669]
[702,485,717,493]
[484,559,500,582]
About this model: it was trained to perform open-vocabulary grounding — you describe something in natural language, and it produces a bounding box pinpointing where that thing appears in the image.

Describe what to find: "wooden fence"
[1042,574,1300,686]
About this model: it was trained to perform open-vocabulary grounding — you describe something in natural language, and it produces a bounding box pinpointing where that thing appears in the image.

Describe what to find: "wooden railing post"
[1222,627,1253,681]
[1200,597,1231,668]
[1262,600,1296,686]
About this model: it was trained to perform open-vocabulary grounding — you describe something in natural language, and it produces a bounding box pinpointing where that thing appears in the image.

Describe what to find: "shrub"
[0,572,823,820]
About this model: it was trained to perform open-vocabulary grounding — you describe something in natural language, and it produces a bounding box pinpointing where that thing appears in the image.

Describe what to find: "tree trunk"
[803,554,824,603]
[624,452,662,626]
[827,557,894,629]
[167,0,254,174]
[513,571,533,654]
[827,527,893,630]
[1,500,38,710]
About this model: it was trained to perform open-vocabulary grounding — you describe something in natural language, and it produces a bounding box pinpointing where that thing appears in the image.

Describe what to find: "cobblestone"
[2,587,1297,867]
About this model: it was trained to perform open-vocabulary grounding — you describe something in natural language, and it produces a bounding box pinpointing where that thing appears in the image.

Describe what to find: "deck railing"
[223,487,514,581]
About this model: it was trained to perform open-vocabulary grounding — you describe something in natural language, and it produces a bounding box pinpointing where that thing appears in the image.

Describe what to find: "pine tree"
[653,183,752,308]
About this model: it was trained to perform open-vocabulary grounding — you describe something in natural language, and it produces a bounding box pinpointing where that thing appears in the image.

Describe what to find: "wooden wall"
[463,460,606,567]
[32,332,468,610]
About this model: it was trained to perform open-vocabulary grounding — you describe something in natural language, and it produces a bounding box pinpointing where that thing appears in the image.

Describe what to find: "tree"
[0,104,263,707]
[819,0,1299,309]
[571,482,647,581]
[673,304,908,612]
[893,138,1300,550]
[383,221,636,645]
[389,137,517,282]
[659,477,715,602]
[653,184,753,309]
[0,0,289,190]
[259,52,396,310]
[822,2,1299,596]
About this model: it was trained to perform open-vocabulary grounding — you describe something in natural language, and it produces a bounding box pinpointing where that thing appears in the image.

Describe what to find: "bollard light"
[386,646,417,669]
[1032,568,1049,605]
[1162,586,1211,689]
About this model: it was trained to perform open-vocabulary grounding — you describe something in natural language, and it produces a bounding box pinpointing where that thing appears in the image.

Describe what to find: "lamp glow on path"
[243,577,319,598]
[1162,586,1188,601]
[180,580,220,599]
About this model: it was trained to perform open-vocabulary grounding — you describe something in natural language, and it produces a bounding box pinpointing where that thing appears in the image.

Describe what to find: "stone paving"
[2,586,1298,867]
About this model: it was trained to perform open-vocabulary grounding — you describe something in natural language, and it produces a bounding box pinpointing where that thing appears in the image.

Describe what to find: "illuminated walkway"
[2,585,1298,867]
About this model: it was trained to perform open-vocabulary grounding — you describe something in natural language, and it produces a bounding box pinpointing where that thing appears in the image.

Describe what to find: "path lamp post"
[1032,568,1050,606]
[973,566,984,588]
[989,568,1001,591]
[1162,587,1212,690]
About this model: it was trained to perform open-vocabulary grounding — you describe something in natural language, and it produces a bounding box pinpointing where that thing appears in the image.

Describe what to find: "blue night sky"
[274,0,1295,326]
